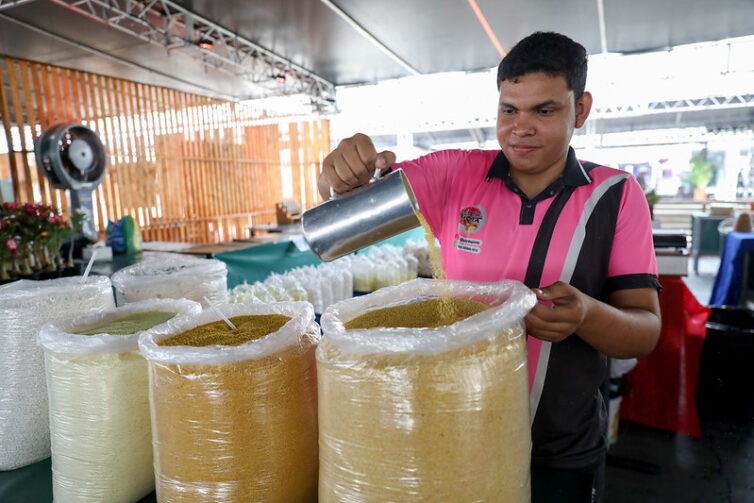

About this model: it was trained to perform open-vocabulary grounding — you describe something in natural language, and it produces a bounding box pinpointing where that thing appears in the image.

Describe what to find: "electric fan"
[34,123,107,240]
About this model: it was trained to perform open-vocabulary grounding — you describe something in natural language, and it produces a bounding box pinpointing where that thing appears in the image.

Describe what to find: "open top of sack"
[0,276,113,311]
[320,278,536,355]
[111,256,226,288]
[37,298,203,355]
[138,301,319,365]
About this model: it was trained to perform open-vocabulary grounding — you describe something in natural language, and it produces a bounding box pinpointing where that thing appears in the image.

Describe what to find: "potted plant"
[0,202,71,284]
[685,151,715,201]
[644,188,660,221]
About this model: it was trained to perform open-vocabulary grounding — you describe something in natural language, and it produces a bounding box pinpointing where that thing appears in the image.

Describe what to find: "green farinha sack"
[317,278,536,503]
[36,299,201,503]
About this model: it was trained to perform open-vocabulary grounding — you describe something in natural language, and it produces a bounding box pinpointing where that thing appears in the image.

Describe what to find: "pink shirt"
[397,149,658,285]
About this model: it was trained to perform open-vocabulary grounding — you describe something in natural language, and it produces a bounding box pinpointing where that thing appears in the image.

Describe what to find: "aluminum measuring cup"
[302,169,420,261]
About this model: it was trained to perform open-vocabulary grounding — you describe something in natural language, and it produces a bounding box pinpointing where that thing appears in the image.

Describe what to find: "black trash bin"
[696,306,754,423]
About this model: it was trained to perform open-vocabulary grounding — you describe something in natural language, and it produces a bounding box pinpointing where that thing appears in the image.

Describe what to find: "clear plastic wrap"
[0,276,115,470]
[138,302,320,503]
[317,278,537,502]
[36,298,202,502]
[111,256,228,307]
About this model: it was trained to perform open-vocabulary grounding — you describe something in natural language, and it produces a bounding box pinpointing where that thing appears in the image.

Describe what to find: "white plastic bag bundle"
[403,238,432,278]
[138,302,320,503]
[351,255,376,292]
[36,298,202,502]
[290,267,325,313]
[111,257,228,307]
[317,278,536,502]
[0,276,115,470]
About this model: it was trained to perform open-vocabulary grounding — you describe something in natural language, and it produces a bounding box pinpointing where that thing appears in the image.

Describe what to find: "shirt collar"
[485,146,593,187]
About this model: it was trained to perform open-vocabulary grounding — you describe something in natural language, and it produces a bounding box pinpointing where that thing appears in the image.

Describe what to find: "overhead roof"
[1,0,754,103]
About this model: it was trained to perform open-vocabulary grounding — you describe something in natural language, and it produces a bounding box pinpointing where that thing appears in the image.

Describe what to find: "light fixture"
[198,38,214,50]
[274,73,286,83]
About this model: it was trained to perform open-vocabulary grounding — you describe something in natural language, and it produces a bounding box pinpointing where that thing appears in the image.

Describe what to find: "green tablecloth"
[216,227,425,288]
[0,458,157,502]
[0,459,53,503]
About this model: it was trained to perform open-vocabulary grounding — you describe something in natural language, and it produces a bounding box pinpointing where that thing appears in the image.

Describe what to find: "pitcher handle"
[329,168,382,200]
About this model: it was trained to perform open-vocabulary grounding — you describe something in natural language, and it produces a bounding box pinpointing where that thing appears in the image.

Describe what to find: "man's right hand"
[318,133,396,199]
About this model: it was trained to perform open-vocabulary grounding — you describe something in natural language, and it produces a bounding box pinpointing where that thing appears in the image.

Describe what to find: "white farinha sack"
[37,298,202,503]
[111,256,228,307]
[317,278,536,503]
[0,276,115,470]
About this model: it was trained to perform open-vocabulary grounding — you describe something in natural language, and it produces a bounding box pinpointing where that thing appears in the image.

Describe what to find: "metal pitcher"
[302,169,420,261]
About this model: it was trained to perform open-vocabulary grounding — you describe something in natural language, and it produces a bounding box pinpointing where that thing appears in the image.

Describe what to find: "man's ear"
[574,91,593,128]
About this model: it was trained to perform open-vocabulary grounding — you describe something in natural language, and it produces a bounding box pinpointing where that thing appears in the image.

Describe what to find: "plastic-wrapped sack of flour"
[111,257,228,307]
[317,278,536,503]
[37,298,202,503]
[138,301,319,503]
[0,276,115,470]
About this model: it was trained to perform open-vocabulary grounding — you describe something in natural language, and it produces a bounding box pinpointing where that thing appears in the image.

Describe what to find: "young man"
[318,31,661,502]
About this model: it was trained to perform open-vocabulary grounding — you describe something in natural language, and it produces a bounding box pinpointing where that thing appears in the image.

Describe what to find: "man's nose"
[513,116,534,136]
[513,114,534,136]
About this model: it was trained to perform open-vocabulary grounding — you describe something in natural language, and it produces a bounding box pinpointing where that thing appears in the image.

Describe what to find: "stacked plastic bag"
[37,298,201,502]
[402,237,433,278]
[0,277,115,470]
[351,244,418,292]
[317,278,536,502]
[111,256,228,307]
[139,302,320,503]
[229,258,352,313]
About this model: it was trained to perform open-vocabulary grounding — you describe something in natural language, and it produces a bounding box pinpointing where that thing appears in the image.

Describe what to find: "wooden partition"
[0,57,330,243]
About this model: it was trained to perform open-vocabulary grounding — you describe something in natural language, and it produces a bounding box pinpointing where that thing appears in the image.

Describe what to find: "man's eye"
[500,107,515,115]
[539,108,554,115]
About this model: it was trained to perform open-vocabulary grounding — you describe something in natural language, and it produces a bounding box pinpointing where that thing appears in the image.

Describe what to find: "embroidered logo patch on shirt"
[455,205,485,253]
[458,205,486,234]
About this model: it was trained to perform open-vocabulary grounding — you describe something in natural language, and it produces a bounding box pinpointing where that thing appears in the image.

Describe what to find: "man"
[318,31,661,502]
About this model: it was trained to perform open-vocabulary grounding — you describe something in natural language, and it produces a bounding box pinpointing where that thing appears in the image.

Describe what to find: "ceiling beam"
[45,0,336,106]
[470,127,486,146]
[596,0,608,53]
[0,0,37,11]
[319,0,420,76]
[467,0,505,58]
[0,11,237,101]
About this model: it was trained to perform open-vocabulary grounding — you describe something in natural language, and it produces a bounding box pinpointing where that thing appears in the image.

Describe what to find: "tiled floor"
[605,256,754,503]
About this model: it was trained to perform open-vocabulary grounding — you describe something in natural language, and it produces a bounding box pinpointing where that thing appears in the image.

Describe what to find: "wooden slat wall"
[0,56,330,243]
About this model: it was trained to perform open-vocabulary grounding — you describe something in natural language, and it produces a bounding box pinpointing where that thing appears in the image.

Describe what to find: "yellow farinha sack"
[317,278,536,503]
[138,302,320,503]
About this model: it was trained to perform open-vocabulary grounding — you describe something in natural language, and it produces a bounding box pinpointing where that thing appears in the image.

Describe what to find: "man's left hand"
[524,281,591,343]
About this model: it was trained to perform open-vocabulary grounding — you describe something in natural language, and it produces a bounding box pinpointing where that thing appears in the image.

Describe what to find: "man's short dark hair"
[497,32,588,101]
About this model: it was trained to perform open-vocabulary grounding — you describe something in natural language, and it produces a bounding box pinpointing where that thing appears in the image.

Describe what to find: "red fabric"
[619,276,711,437]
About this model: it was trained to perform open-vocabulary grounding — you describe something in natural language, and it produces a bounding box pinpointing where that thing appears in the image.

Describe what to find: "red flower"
[5,238,17,251]
[3,202,19,210]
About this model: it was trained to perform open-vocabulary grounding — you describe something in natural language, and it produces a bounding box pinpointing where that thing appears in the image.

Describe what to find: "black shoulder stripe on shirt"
[568,180,625,298]
[580,161,600,172]
[606,273,662,293]
[523,187,576,288]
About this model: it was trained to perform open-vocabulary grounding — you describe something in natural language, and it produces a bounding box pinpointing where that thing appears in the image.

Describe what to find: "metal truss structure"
[45,0,336,108]
[333,87,754,151]
[347,94,753,140]
[0,0,37,10]
[591,94,754,118]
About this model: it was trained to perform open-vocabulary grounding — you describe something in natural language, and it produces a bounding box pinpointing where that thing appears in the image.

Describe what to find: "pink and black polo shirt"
[394,147,660,469]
